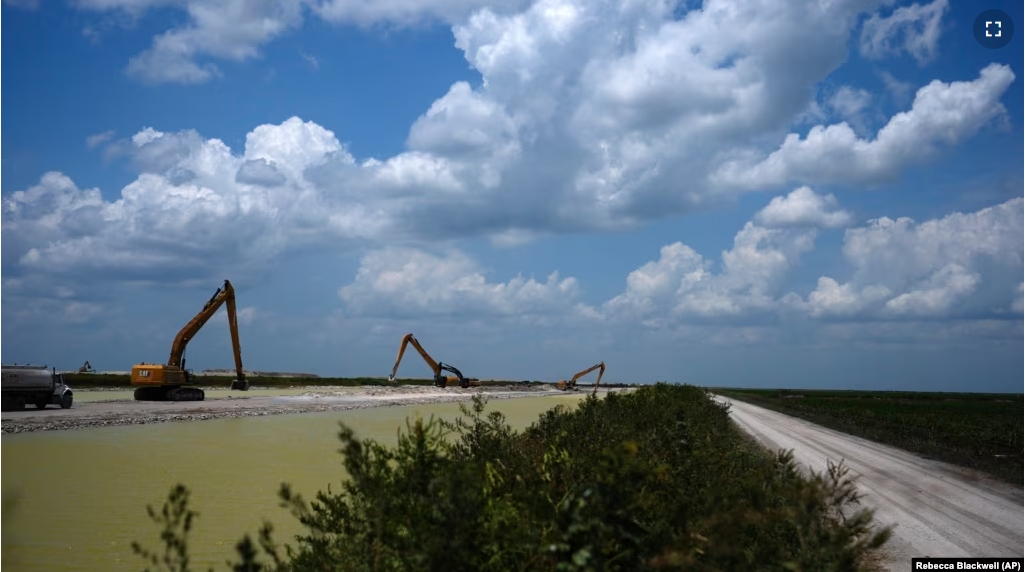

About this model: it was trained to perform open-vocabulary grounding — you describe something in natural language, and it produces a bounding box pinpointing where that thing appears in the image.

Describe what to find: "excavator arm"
[167,280,248,391]
[556,362,606,394]
[387,333,479,388]
[388,334,440,381]
[131,279,248,401]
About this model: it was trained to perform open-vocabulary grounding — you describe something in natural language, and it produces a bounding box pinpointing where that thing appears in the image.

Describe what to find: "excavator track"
[134,386,205,401]
[134,387,164,401]
[167,387,205,401]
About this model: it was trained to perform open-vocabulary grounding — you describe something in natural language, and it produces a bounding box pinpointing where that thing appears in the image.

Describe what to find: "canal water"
[69,387,356,403]
[2,394,587,572]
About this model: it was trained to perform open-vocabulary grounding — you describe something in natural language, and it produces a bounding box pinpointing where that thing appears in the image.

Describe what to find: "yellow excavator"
[387,333,481,388]
[130,280,249,402]
[556,362,606,396]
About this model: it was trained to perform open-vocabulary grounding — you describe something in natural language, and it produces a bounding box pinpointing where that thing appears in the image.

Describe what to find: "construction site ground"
[0,384,605,434]
[714,395,1023,570]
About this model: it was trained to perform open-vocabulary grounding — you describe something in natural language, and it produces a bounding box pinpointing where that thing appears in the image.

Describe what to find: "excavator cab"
[437,363,479,389]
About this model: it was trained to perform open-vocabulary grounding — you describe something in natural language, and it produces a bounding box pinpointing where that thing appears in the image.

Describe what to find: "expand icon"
[974,9,1015,49]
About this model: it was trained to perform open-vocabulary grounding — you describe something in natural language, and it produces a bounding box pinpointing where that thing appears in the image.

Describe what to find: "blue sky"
[2,0,1022,391]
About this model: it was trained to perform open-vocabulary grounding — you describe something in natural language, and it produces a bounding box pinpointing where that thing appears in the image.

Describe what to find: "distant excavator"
[78,361,94,374]
[130,280,250,402]
[387,333,480,388]
[556,362,606,396]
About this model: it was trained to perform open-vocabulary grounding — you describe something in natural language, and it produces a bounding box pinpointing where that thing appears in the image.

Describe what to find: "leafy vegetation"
[713,388,1024,485]
[134,384,890,572]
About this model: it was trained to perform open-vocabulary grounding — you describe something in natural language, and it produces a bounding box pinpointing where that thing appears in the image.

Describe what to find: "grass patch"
[712,387,1024,486]
[133,384,890,571]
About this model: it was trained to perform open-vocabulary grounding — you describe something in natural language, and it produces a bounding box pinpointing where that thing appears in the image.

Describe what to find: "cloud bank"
[4,0,1014,284]
[333,189,1023,330]
[3,0,1019,355]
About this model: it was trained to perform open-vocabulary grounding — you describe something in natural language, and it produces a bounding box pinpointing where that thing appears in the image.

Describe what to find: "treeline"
[713,387,1024,402]
[134,384,889,572]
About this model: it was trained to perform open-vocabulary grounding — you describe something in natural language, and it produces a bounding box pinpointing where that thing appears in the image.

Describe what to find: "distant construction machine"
[78,361,94,374]
[556,362,606,396]
[130,280,250,402]
[387,333,480,388]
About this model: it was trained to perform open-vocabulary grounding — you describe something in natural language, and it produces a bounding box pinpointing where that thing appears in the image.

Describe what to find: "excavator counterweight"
[130,280,249,402]
[556,362,606,396]
[387,333,480,388]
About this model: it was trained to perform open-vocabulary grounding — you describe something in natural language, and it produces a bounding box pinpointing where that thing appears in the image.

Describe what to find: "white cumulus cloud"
[4,1,1018,300]
[314,0,532,28]
[802,197,1024,319]
[754,186,852,229]
[76,0,308,84]
[337,247,587,323]
[603,187,846,325]
[2,118,379,283]
[860,0,949,65]
[602,192,1024,328]
[712,63,1016,190]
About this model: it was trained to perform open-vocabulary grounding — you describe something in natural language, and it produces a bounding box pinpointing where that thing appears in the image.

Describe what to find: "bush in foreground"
[134,384,890,572]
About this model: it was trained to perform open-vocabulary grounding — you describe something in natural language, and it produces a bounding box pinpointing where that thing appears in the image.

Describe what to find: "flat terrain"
[715,395,1024,572]
[0,385,602,433]
[714,388,1023,484]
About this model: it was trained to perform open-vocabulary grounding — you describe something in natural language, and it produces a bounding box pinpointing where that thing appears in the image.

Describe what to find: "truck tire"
[60,394,73,409]
[13,396,26,411]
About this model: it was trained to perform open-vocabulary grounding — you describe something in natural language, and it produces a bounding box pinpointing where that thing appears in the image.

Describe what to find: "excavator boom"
[556,361,606,394]
[388,334,440,381]
[131,279,249,402]
[387,333,479,388]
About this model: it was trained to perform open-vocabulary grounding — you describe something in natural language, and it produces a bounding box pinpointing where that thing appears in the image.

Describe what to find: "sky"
[1,0,1022,392]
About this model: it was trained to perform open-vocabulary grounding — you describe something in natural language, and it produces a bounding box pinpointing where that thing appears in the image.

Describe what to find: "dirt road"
[0,385,576,434]
[714,396,1024,571]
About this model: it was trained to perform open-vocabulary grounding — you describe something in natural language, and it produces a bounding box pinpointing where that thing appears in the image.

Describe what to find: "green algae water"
[2,394,588,572]
[69,387,354,403]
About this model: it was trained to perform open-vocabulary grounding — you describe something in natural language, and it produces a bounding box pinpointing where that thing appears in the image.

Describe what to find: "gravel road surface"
[1,385,577,434]
[714,395,1024,571]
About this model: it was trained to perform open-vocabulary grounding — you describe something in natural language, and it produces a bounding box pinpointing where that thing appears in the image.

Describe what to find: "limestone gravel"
[1,385,579,434]
[713,395,1024,572]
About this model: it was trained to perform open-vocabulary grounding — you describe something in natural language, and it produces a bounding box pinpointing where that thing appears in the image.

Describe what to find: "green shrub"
[134,384,889,572]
